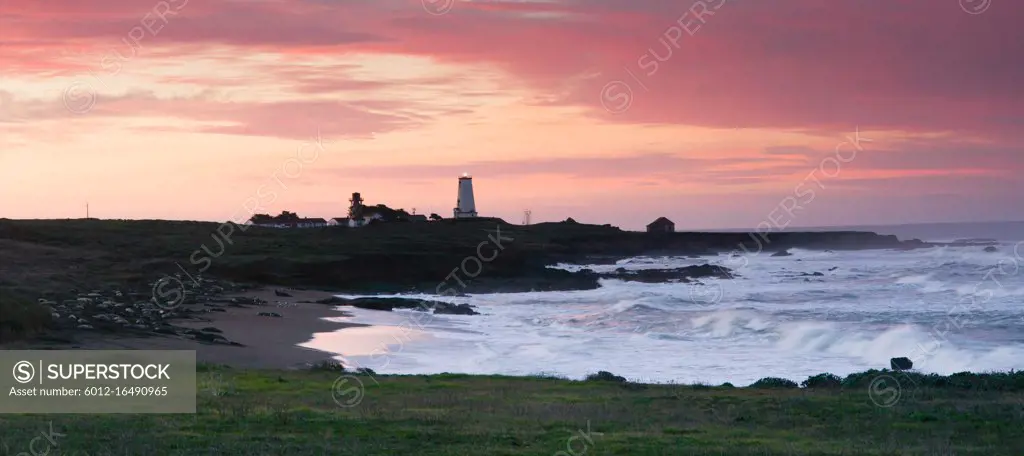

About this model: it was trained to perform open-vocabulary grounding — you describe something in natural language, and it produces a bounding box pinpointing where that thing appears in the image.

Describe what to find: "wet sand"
[4,288,361,369]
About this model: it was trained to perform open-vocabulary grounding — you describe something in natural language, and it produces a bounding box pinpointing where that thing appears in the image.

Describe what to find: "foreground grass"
[3,367,1024,455]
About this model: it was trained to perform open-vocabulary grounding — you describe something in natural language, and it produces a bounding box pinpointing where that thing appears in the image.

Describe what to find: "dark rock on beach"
[433,303,479,315]
[600,264,734,284]
[457,267,602,294]
[188,330,229,343]
[333,297,480,315]
[984,246,998,253]
[891,357,914,371]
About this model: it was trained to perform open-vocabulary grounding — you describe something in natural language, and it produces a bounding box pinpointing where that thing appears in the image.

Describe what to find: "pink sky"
[1,0,1021,230]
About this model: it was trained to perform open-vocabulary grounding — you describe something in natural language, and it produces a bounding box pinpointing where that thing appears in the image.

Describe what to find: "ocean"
[303,225,1024,386]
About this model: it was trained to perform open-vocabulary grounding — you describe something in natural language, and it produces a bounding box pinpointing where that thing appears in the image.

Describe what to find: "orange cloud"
[1,0,1022,228]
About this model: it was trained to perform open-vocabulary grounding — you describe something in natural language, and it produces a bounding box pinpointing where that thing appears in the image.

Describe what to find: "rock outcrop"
[326,297,480,315]
[890,357,913,371]
[598,264,733,284]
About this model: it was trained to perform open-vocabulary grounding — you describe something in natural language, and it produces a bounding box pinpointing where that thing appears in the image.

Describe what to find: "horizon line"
[4,216,1024,231]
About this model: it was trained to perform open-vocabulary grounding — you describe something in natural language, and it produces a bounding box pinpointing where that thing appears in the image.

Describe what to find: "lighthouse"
[453,172,478,218]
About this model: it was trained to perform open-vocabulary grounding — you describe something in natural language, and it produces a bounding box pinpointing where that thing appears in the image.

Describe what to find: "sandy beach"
[4,287,360,369]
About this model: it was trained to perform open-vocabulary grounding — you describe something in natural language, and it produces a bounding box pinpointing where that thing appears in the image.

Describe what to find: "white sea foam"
[304,244,1024,386]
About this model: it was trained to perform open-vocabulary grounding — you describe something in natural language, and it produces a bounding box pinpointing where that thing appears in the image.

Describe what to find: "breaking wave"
[310,242,1024,385]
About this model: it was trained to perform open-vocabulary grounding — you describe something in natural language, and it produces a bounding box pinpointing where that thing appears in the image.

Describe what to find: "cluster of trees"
[359,204,444,222]
[252,208,444,224]
[249,211,300,224]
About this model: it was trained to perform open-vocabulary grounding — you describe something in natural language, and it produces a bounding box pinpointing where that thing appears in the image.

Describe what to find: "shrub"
[308,360,346,371]
[0,292,52,342]
[801,373,843,389]
[750,377,798,389]
[840,369,885,388]
[585,371,626,383]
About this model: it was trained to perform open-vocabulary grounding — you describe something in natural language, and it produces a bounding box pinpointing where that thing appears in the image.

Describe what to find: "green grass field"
[3,366,1024,455]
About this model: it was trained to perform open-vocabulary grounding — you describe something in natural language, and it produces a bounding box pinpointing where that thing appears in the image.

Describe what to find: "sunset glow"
[2,0,1021,229]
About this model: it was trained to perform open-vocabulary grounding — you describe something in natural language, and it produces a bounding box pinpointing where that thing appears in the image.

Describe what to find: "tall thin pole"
[86,203,89,219]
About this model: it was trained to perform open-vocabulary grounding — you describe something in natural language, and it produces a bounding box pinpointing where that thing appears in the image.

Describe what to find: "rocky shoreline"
[597,263,735,283]
[22,260,746,344]
[2,218,936,347]
[37,277,275,346]
[316,296,481,315]
[25,248,889,339]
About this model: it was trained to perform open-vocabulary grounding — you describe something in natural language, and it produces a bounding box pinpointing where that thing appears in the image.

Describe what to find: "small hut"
[646,217,675,233]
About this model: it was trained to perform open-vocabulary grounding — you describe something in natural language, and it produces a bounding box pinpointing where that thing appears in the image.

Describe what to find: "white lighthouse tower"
[453,172,478,218]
